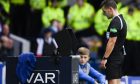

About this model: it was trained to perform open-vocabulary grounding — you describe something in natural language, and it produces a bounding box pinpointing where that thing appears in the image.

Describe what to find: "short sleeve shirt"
[106,14,127,60]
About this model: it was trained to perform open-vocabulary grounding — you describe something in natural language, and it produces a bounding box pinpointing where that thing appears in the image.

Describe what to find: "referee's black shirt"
[106,14,127,61]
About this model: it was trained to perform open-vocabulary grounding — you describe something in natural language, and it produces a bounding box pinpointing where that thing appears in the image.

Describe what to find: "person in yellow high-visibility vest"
[68,0,95,38]
[68,0,95,32]
[0,0,10,14]
[131,6,140,74]
[42,0,65,28]
[30,0,46,10]
[57,0,68,8]
[119,5,139,41]
[0,0,10,24]
[10,0,25,5]
[94,9,110,36]
[134,8,140,41]
[120,5,140,74]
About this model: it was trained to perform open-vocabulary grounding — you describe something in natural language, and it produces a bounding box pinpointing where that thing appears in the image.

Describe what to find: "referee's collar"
[112,14,121,20]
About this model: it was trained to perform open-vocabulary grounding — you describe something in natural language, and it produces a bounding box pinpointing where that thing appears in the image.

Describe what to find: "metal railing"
[10,34,31,56]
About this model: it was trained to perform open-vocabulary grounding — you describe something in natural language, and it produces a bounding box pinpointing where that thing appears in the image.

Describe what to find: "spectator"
[78,47,105,84]
[82,36,102,71]
[40,19,64,38]
[68,0,95,38]
[49,20,64,34]
[42,0,65,28]
[36,28,58,57]
[0,24,13,57]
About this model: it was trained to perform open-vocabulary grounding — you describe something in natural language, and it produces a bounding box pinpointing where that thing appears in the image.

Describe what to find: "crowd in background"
[0,0,140,75]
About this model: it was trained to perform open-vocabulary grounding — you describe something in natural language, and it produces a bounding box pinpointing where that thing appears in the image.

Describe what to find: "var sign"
[26,70,59,84]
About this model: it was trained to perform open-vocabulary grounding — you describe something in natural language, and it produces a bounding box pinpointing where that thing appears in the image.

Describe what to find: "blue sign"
[0,63,6,84]
[0,63,3,84]
[128,76,140,84]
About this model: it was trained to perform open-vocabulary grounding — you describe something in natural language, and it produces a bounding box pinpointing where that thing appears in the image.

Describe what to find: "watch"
[103,57,108,60]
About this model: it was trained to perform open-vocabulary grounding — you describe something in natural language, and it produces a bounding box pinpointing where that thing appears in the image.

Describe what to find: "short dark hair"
[100,0,117,9]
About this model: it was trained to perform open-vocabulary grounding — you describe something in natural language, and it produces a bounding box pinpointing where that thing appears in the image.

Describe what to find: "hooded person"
[16,52,36,84]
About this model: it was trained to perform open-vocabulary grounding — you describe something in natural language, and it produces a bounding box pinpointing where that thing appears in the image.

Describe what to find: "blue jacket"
[79,63,105,84]
[16,52,36,84]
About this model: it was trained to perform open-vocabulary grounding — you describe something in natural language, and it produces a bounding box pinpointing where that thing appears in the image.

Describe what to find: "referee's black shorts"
[105,54,124,80]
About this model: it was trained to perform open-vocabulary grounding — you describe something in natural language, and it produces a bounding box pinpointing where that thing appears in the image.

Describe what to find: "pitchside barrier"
[0,57,140,84]
[5,55,80,84]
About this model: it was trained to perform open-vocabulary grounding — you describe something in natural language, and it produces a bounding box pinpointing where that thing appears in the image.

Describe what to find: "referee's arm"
[104,37,117,59]
[100,17,120,69]
[100,37,117,69]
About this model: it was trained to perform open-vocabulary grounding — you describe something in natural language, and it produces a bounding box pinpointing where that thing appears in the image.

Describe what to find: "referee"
[100,0,127,84]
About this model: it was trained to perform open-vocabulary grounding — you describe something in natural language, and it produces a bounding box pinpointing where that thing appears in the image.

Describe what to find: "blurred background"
[0,0,140,77]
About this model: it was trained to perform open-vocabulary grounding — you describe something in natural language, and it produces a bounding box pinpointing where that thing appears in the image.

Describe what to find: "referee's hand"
[100,59,107,69]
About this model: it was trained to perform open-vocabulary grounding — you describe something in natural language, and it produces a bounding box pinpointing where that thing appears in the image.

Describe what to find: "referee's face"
[102,7,113,19]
